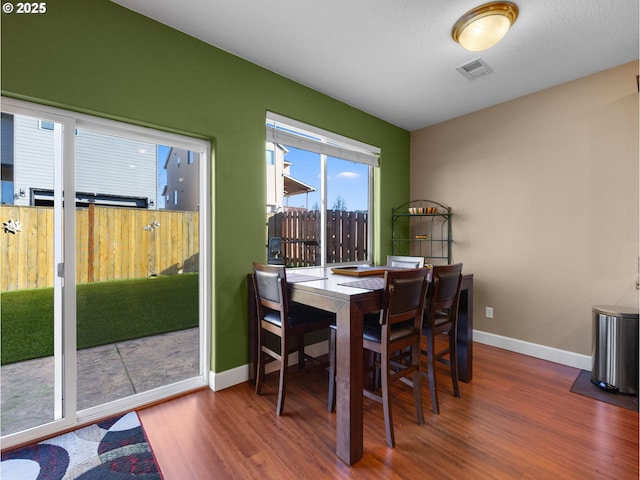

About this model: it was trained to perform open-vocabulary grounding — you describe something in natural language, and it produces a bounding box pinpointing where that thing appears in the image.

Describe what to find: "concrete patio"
[1,328,199,436]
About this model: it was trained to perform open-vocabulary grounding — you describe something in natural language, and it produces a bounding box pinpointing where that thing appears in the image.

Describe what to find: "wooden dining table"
[247,266,474,465]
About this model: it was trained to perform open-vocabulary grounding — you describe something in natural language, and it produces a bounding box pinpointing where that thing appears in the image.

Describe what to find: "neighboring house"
[1,114,14,204]
[162,146,199,211]
[1,113,157,208]
[266,141,315,213]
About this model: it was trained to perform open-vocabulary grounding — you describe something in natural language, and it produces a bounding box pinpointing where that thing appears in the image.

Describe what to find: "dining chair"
[386,255,425,268]
[328,268,429,448]
[252,262,334,416]
[421,262,463,415]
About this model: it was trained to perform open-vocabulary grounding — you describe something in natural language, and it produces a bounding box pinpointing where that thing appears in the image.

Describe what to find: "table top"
[287,266,384,300]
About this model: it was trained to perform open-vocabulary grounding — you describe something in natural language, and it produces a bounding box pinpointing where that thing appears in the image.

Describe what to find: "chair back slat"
[429,264,463,312]
[386,255,425,269]
[252,263,289,330]
[381,268,429,327]
[254,269,284,306]
[387,275,429,325]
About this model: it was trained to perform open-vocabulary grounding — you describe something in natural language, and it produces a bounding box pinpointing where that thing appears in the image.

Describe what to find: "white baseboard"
[209,340,329,392]
[210,334,592,392]
[473,330,592,371]
[209,364,249,391]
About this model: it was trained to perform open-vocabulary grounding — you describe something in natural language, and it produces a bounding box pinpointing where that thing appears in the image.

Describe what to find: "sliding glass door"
[0,98,210,448]
[74,127,203,412]
[0,112,65,436]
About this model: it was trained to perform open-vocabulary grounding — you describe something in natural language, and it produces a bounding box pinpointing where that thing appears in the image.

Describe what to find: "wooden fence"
[1,205,198,291]
[268,209,368,266]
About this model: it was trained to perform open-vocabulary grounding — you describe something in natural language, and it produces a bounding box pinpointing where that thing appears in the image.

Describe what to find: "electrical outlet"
[485,306,494,319]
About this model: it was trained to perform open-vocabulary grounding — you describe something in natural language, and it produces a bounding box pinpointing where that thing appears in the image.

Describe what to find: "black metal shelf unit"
[391,199,453,265]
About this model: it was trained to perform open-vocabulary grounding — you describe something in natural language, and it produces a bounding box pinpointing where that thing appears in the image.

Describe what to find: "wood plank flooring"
[138,342,639,479]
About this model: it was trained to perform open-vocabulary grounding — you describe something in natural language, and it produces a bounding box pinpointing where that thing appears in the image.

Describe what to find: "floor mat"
[570,369,638,412]
[1,411,162,479]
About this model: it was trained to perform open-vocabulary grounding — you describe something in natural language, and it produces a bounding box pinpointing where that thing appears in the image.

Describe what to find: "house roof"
[283,174,315,197]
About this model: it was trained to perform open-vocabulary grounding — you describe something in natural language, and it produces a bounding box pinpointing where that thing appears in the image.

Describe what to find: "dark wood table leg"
[457,274,474,383]
[335,301,364,465]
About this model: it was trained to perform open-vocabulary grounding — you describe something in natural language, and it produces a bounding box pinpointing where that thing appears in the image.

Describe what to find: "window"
[265,112,380,267]
[0,180,13,204]
[39,119,54,131]
[1,113,15,204]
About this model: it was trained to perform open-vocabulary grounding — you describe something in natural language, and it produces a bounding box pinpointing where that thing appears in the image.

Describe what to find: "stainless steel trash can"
[591,305,639,395]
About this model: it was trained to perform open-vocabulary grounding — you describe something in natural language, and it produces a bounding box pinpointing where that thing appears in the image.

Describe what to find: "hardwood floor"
[138,342,639,479]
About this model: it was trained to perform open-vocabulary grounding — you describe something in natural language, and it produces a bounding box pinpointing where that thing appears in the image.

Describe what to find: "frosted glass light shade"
[452,2,519,52]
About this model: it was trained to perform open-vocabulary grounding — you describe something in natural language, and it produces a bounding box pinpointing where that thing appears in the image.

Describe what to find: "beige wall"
[411,61,639,357]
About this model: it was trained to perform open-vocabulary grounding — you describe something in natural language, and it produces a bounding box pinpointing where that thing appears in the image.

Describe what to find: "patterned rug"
[1,412,162,479]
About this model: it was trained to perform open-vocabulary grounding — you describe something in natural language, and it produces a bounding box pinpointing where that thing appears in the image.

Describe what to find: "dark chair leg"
[373,352,382,391]
[412,344,424,425]
[380,350,395,448]
[367,351,378,390]
[255,351,264,396]
[425,331,440,415]
[255,329,265,396]
[327,328,336,412]
[297,334,305,370]
[449,329,460,398]
[276,335,288,416]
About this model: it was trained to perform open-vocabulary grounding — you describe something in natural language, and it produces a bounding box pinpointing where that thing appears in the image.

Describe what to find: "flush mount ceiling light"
[452,2,519,51]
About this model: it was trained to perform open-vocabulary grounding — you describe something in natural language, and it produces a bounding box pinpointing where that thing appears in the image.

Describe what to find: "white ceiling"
[112,0,639,131]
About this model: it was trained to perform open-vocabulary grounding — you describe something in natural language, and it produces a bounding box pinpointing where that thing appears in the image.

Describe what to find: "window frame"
[266,112,379,267]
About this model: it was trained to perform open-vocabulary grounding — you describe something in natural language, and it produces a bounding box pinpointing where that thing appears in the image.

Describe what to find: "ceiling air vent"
[456,57,494,80]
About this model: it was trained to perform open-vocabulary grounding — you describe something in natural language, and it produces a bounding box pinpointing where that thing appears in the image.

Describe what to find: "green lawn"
[1,274,199,365]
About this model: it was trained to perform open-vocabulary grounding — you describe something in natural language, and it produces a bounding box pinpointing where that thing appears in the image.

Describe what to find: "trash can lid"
[592,304,639,318]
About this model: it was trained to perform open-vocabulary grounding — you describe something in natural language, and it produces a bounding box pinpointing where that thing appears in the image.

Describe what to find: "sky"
[158,143,369,212]
[283,146,369,212]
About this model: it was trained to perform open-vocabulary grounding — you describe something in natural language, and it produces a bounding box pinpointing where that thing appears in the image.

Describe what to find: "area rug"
[1,411,163,479]
[570,369,638,412]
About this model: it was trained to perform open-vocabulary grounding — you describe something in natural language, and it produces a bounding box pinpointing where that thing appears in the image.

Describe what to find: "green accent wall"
[1,0,410,373]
